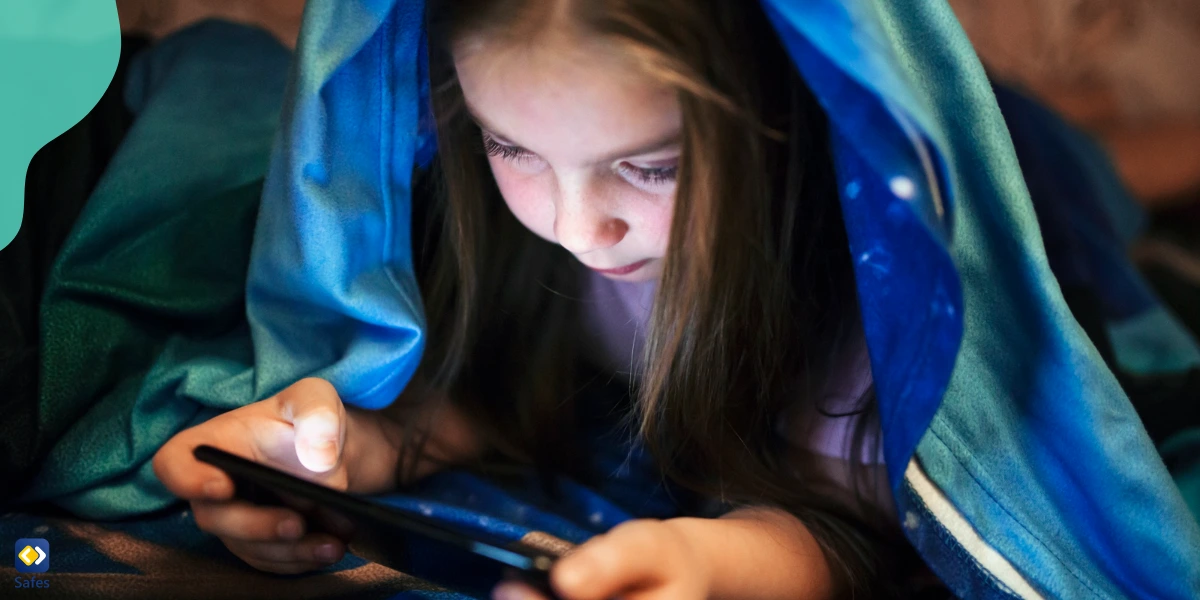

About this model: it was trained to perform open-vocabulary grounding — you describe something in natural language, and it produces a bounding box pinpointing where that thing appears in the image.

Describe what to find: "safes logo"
[14,539,49,573]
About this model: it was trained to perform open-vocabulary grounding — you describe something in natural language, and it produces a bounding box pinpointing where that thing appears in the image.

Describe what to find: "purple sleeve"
[778,342,885,465]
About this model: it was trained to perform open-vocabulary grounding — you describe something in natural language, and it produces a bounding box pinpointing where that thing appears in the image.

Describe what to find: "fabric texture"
[15,0,1200,598]
[18,21,293,516]
[0,35,146,505]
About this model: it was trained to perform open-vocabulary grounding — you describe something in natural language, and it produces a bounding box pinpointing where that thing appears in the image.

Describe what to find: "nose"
[552,182,628,255]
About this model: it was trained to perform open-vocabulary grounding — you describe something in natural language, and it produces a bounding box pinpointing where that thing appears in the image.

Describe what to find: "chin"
[600,272,651,283]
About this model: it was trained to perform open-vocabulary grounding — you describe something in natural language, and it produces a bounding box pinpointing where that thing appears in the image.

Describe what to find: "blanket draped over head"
[20,1,1200,597]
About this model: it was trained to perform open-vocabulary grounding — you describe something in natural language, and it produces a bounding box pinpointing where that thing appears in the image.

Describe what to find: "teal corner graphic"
[0,0,121,251]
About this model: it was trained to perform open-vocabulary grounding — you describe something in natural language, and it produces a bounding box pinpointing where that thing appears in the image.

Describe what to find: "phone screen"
[192,445,558,594]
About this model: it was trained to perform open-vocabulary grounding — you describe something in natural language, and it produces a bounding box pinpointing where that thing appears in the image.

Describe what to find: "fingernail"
[310,438,337,456]
[314,543,340,563]
[300,412,340,439]
[277,518,302,540]
[299,439,338,472]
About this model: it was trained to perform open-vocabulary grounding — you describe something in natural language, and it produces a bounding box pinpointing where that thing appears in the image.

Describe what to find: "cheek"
[629,191,675,255]
[489,159,557,243]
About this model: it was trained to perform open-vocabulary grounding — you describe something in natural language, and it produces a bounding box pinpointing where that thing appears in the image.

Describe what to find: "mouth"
[587,259,651,276]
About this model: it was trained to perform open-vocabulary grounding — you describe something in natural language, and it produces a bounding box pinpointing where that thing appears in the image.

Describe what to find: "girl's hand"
[153,377,383,574]
[492,520,711,600]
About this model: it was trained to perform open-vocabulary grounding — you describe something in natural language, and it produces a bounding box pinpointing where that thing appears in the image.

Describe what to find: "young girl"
[145,0,1200,598]
[154,0,897,598]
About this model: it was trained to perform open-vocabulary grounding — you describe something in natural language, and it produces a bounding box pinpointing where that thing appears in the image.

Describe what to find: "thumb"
[277,378,347,473]
[551,521,675,600]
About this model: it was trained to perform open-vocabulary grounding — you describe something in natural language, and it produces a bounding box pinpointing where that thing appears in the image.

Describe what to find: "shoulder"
[776,336,894,518]
[777,336,882,465]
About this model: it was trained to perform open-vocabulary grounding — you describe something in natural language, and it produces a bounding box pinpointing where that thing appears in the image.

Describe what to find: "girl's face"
[454,35,680,282]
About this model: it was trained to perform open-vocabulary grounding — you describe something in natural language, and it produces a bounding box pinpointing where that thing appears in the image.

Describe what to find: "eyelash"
[481,133,678,186]
[617,163,678,186]
[482,134,532,162]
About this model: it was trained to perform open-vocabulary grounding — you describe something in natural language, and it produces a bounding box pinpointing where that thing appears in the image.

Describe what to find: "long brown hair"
[414,0,901,595]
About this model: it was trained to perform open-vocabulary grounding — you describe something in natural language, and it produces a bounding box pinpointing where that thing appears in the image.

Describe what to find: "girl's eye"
[482,133,538,163]
[617,161,678,190]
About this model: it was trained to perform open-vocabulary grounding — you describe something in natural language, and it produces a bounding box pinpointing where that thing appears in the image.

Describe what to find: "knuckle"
[590,520,678,573]
[611,519,665,549]
[296,377,339,400]
[572,537,620,575]
[151,439,185,486]
[150,449,168,481]
[240,510,281,540]
[245,515,273,539]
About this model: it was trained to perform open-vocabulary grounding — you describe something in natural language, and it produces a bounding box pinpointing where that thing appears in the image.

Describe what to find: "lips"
[587,259,650,276]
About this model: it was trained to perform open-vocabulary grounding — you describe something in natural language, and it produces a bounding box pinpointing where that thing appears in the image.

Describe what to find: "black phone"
[193,445,560,597]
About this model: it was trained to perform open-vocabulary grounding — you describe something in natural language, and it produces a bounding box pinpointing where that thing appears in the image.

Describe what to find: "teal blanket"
[18,1,1200,597]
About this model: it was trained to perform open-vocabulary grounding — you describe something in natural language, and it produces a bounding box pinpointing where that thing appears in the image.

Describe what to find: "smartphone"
[193,445,560,596]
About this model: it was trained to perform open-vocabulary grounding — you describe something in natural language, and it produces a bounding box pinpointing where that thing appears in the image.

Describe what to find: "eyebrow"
[465,103,681,163]
[595,131,681,163]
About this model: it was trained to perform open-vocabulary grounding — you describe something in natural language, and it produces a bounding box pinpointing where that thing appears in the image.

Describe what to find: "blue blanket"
[17,1,1200,597]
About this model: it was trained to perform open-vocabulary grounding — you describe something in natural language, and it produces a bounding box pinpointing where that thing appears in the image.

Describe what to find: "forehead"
[453,34,681,161]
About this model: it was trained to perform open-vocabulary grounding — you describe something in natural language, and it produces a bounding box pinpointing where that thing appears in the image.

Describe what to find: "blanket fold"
[19,2,1200,598]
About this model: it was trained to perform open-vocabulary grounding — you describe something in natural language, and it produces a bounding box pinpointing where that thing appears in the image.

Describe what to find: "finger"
[192,500,306,542]
[153,431,237,502]
[241,557,327,575]
[225,533,346,565]
[551,521,672,600]
[492,580,548,600]
[276,378,347,473]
